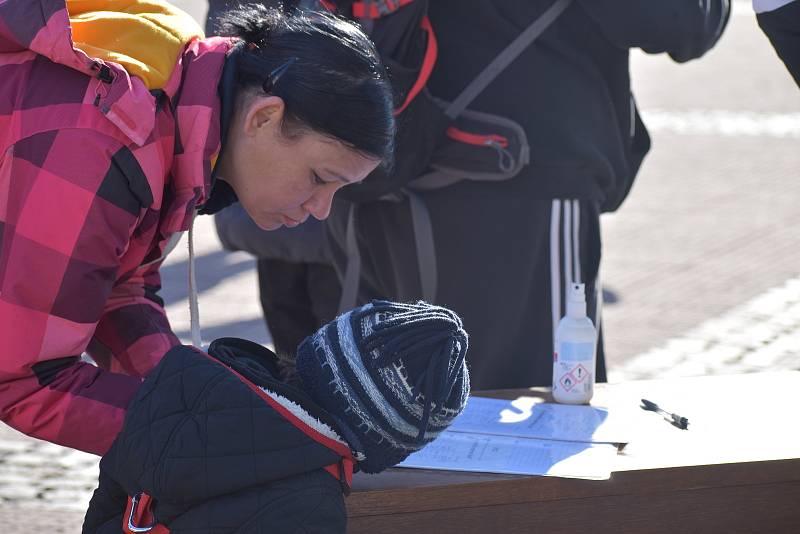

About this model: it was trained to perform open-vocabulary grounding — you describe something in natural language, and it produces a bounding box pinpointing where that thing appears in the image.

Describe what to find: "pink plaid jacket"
[0,0,231,454]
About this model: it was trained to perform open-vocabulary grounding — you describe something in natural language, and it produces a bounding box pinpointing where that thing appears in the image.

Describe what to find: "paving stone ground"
[1,3,798,531]
[608,276,800,382]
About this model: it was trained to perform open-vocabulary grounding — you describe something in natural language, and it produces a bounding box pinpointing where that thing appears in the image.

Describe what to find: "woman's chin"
[254,217,282,231]
[253,213,301,231]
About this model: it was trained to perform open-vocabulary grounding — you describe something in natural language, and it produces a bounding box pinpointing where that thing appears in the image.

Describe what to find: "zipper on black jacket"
[338,459,351,496]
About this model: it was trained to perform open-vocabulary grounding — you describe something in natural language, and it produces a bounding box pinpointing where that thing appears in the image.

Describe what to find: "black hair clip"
[262,57,298,94]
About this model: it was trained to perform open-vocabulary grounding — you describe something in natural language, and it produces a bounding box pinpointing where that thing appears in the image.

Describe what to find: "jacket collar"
[162,36,233,213]
[196,40,245,215]
[204,344,356,490]
[206,339,356,462]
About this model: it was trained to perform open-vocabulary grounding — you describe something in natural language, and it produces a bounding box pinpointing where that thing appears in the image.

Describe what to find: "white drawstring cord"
[188,213,203,348]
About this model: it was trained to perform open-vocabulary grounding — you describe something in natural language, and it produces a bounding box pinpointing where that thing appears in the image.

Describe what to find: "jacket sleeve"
[87,259,180,378]
[0,128,175,455]
[578,0,731,62]
[754,0,800,87]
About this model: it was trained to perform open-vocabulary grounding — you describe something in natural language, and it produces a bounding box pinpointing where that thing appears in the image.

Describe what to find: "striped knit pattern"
[296,300,470,474]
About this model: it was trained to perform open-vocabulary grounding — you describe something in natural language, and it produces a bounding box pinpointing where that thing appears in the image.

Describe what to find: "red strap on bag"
[123,493,170,534]
[446,127,509,148]
[323,1,434,116]
[394,16,436,115]
[351,0,415,19]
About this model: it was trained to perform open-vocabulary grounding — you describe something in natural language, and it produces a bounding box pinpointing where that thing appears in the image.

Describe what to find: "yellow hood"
[66,0,203,89]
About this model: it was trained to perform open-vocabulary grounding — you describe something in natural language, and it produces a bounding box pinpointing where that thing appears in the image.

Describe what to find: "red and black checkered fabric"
[0,0,231,455]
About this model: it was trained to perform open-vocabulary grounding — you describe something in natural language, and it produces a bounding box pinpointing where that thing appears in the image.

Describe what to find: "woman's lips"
[282,215,301,227]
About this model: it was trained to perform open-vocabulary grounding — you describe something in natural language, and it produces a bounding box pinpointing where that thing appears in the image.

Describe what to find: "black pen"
[640,398,689,430]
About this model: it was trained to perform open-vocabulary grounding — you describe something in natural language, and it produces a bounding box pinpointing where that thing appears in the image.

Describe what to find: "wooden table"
[346,371,800,533]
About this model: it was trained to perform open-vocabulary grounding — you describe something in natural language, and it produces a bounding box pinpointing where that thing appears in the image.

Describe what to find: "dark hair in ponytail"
[216,4,395,165]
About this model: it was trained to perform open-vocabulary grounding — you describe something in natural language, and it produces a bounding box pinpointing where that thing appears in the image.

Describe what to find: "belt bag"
[410,99,530,191]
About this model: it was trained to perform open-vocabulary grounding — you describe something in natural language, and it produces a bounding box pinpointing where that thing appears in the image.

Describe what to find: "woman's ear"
[243,95,285,138]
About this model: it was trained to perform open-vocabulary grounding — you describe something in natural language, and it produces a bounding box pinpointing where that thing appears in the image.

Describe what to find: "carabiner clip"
[127,493,156,533]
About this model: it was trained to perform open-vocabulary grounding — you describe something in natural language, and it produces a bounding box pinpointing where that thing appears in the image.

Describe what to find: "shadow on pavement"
[173,317,269,345]
[159,250,255,305]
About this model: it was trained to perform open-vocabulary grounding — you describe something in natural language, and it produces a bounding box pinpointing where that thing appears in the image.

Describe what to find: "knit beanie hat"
[295,300,470,474]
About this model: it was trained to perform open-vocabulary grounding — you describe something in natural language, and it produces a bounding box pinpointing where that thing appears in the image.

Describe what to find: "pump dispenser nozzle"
[566,283,587,318]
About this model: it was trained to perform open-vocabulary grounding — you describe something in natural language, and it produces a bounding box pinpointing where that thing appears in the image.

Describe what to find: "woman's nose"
[304,186,337,220]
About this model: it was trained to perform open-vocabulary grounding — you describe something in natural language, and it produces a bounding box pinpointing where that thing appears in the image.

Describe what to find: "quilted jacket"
[82,340,354,534]
[0,0,231,455]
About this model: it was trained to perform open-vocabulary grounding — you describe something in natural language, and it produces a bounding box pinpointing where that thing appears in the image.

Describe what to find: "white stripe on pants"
[550,199,602,350]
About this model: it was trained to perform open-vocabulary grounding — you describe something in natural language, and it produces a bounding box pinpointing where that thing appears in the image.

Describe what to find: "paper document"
[449,397,629,445]
[399,432,618,480]
[397,397,626,479]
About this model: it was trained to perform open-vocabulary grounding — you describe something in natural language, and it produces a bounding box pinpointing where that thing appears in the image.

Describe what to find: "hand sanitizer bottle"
[552,283,597,404]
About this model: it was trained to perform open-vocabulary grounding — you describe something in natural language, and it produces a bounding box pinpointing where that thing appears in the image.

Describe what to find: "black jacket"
[756,0,800,87]
[427,0,730,212]
[82,340,354,533]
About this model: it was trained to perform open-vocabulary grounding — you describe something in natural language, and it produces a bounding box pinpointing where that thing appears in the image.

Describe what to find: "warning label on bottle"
[559,373,576,391]
[573,363,590,383]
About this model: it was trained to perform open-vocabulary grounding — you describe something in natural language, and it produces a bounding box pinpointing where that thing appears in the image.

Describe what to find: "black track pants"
[325,183,607,391]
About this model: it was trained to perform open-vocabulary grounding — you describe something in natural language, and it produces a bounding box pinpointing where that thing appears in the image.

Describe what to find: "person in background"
[0,0,393,456]
[82,300,470,533]
[208,0,731,391]
[753,0,800,87]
